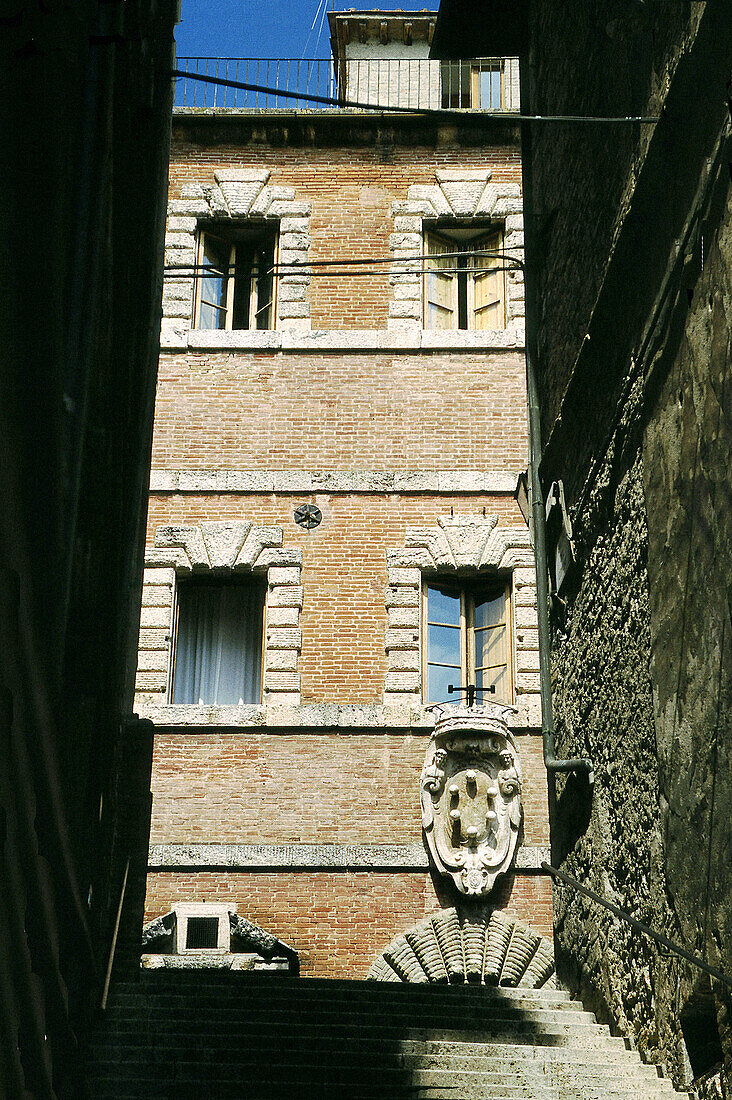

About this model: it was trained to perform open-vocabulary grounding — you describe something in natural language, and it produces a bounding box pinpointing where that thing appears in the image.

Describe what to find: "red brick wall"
[150,352,527,472]
[148,732,549,846]
[144,870,552,979]
[145,492,526,703]
[168,143,522,329]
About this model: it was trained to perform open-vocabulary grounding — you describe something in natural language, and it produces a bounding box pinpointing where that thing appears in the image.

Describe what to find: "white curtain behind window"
[172,582,262,705]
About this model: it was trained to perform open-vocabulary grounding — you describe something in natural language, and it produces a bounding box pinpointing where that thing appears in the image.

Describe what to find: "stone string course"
[147,842,550,871]
[148,470,519,494]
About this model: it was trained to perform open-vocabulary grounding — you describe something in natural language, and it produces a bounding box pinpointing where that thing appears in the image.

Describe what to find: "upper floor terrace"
[174,54,520,113]
[174,8,519,114]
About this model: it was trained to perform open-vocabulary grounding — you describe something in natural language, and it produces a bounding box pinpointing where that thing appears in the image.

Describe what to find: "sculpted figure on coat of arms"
[420,703,523,896]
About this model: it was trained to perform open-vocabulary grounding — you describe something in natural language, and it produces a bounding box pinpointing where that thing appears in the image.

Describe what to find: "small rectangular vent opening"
[185,916,220,950]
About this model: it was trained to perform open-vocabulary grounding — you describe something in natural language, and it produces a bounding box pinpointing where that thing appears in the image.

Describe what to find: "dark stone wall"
[643,175,732,1087]
[0,3,176,1095]
[526,0,699,434]
[518,0,732,1089]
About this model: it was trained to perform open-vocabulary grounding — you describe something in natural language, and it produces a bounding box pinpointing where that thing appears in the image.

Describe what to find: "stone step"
[85,976,689,1098]
[84,1063,684,1100]
[108,985,578,1003]
[103,999,595,1028]
[86,1052,676,1089]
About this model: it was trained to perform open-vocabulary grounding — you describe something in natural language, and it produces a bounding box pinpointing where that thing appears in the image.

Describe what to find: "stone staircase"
[83,971,689,1099]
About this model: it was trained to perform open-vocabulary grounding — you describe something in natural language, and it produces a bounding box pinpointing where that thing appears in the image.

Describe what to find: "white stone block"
[140,605,172,628]
[266,606,299,627]
[266,627,302,650]
[268,585,304,608]
[143,567,175,586]
[385,586,420,608]
[266,566,301,586]
[264,671,301,692]
[279,231,310,251]
[265,649,298,672]
[393,282,421,301]
[141,586,173,607]
[387,606,420,630]
[279,216,309,233]
[136,650,168,672]
[388,568,421,587]
[271,470,313,492]
[167,216,198,233]
[138,628,169,650]
[385,629,420,650]
[515,604,539,628]
[277,282,307,303]
[387,650,420,672]
[277,301,310,319]
[389,300,421,319]
[256,548,302,569]
[384,670,421,692]
[135,670,168,692]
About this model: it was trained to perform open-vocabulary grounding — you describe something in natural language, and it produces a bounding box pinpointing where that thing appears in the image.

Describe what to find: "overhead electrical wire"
[162,249,526,279]
[170,70,660,124]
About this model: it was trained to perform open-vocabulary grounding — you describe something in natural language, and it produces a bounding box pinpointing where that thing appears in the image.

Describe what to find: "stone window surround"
[135,520,303,708]
[388,169,525,335]
[383,514,540,726]
[160,167,525,350]
[161,168,312,347]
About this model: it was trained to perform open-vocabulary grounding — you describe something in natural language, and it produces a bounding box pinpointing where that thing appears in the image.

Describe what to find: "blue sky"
[175,0,438,59]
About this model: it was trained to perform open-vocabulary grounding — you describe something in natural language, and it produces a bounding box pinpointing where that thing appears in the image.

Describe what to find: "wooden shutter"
[471,230,505,330]
[424,231,457,329]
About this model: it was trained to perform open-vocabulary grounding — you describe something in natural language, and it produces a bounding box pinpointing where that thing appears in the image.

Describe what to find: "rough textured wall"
[643,176,732,1087]
[528,0,700,432]
[551,451,683,1071]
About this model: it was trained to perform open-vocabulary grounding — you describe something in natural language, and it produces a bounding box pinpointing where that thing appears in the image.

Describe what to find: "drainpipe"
[525,336,594,785]
[519,57,594,787]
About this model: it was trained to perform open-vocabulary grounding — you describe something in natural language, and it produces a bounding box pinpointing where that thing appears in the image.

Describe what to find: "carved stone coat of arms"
[420,704,523,896]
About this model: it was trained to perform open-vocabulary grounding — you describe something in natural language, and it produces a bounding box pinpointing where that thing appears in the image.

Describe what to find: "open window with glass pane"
[440,60,505,110]
[194,222,277,330]
[423,579,512,705]
[424,225,505,330]
[170,576,265,705]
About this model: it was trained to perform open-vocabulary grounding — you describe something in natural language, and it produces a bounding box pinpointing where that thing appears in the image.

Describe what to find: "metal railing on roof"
[174,56,519,113]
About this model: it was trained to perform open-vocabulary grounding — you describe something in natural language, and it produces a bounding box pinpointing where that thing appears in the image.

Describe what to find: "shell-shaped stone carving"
[367,908,555,988]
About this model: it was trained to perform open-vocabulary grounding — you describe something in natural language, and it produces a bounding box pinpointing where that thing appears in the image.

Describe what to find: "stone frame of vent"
[388,170,525,335]
[134,521,303,708]
[383,515,541,727]
[161,169,312,348]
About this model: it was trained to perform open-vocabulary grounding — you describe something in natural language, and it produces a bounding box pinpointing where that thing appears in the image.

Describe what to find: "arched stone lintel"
[384,516,540,726]
[135,521,302,707]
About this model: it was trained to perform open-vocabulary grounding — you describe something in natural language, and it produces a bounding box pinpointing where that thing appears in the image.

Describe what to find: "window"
[424,226,505,330]
[170,577,264,705]
[185,917,221,950]
[194,223,277,330]
[423,579,512,705]
[440,61,504,110]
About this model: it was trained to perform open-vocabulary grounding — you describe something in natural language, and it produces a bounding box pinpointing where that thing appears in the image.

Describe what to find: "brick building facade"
[134,13,551,978]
